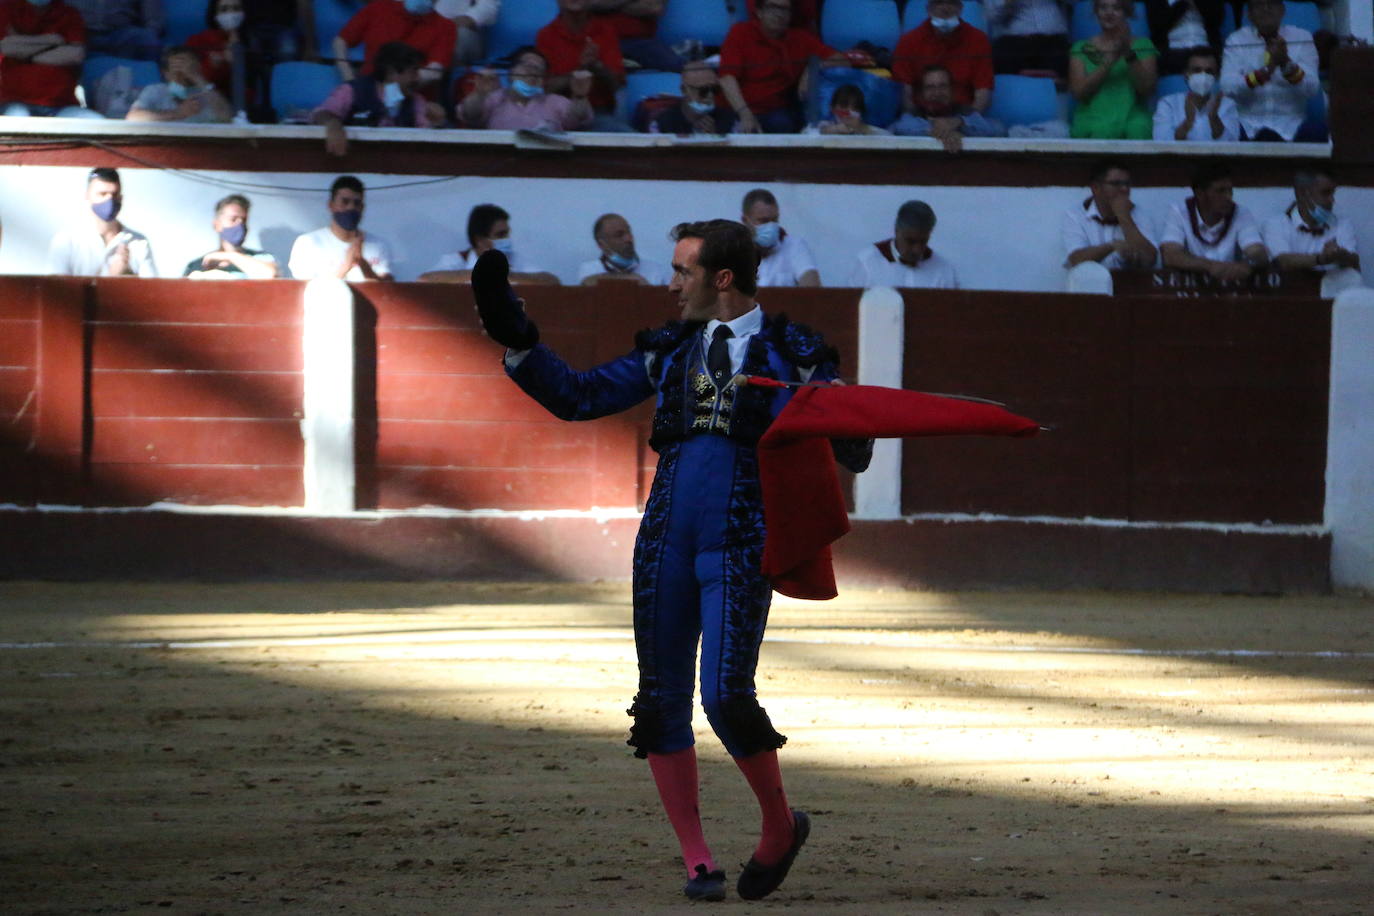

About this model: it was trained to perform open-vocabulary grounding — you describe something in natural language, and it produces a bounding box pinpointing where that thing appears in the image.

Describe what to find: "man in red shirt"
[592,0,682,71]
[892,0,994,115]
[720,0,845,133]
[537,0,628,130]
[0,0,92,116]
[332,0,456,90]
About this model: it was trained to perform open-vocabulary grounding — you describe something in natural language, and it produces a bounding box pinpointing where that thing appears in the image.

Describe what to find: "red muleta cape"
[750,380,1040,600]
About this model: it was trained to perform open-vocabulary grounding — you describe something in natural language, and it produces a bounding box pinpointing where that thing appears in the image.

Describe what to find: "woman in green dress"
[1069,0,1158,138]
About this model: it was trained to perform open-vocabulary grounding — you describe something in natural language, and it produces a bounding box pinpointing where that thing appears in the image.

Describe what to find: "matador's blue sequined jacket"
[505,312,872,467]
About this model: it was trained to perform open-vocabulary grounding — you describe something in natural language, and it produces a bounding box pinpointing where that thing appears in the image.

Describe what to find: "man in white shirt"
[578,212,673,285]
[47,167,158,278]
[1160,162,1269,282]
[850,200,959,289]
[421,203,558,284]
[741,188,820,287]
[1061,159,1157,289]
[438,0,501,65]
[288,175,394,281]
[1153,47,1240,142]
[1219,0,1322,141]
[1262,167,1366,296]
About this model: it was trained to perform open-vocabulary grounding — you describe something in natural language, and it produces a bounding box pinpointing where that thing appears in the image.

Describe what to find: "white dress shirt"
[576,256,673,285]
[756,232,820,287]
[1261,204,1359,269]
[849,240,959,289]
[288,226,394,280]
[47,224,158,277]
[1060,198,1157,269]
[1160,199,1263,261]
[1152,91,1241,142]
[702,305,765,376]
[1219,24,1320,140]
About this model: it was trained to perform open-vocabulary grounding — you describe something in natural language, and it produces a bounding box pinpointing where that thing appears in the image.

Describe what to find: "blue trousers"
[627,434,782,759]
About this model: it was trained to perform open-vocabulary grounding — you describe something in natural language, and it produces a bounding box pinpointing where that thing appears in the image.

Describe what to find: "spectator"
[850,200,960,289]
[1152,46,1240,141]
[313,41,434,156]
[1219,0,1322,141]
[0,0,98,119]
[126,45,234,123]
[536,0,628,132]
[746,0,820,33]
[458,47,593,131]
[592,0,682,72]
[892,65,1004,150]
[985,0,1071,77]
[288,175,395,281]
[185,0,245,105]
[1068,0,1158,139]
[1061,159,1157,286]
[47,168,158,277]
[1159,162,1269,282]
[741,188,820,287]
[1145,0,1230,73]
[650,61,737,135]
[805,83,891,136]
[183,194,281,279]
[1262,167,1365,295]
[892,0,994,117]
[65,0,163,60]
[720,0,849,134]
[577,213,672,285]
[334,0,456,89]
[438,0,500,65]
[421,204,559,283]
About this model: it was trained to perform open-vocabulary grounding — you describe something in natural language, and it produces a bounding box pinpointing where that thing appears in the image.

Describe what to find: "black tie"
[707,325,733,384]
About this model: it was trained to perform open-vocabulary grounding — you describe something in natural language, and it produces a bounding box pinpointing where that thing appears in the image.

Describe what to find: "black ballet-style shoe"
[683,863,727,902]
[736,810,811,901]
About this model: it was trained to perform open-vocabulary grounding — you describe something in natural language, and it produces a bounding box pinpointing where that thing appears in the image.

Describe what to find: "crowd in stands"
[41,163,1364,296]
[0,0,1342,144]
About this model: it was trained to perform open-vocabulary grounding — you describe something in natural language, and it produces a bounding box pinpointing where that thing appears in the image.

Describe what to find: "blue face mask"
[382,81,405,110]
[491,237,514,256]
[91,197,121,222]
[28,0,53,7]
[1308,204,1334,228]
[510,78,542,99]
[333,208,363,232]
[752,221,781,249]
[605,250,638,271]
[168,81,192,100]
[219,223,248,247]
[403,0,434,14]
[931,16,960,31]
[686,99,715,114]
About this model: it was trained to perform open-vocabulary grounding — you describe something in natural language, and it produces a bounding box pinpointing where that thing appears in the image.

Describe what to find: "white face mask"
[216,10,244,30]
[1186,72,1216,97]
[931,16,960,32]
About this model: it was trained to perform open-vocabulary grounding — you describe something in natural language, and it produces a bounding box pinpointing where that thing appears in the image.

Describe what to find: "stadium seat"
[901,1,986,33]
[986,73,1059,125]
[485,0,560,63]
[165,0,205,46]
[1154,72,1187,98]
[625,70,683,112]
[80,55,162,100]
[316,0,365,61]
[822,0,901,50]
[1070,0,1150,41]
[270,61,341,123]
[658,0,738,48]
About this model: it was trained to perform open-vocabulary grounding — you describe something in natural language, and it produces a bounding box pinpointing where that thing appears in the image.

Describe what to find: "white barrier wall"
[2,165,1372,292]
